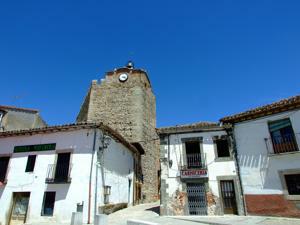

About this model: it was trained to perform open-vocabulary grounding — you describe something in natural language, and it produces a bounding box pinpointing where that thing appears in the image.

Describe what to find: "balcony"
[265,133,299,154]
[45,163,72,183]
[184,153,206,169]
[180,153,208,179]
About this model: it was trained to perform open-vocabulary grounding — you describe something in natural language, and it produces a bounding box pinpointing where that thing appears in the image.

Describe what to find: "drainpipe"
[167,134,172,168]
[225,125,247,216]
[88,129,97,224]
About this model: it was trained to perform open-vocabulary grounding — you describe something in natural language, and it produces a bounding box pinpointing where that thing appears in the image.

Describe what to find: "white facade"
[159,126,244,216]
[0,126,136,225]
[233,109,300,197]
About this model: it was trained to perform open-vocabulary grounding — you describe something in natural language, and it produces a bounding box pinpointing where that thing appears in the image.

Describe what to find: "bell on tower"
[126,60,134,69]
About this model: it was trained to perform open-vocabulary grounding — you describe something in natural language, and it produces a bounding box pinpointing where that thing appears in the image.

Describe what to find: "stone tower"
[77,62,159,202]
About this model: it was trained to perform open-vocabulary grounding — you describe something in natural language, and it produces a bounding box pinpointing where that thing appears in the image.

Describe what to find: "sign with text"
[180,169,208,179]
[14,143,56,153]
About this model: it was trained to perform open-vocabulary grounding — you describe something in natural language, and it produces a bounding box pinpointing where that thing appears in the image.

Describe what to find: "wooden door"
[220,180,238,214]
[9,192,30,225]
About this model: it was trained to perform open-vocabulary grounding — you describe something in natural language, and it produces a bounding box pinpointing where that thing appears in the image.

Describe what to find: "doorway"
[185,141,202,169]
[54,152,71,182]
[220,180,238,214]
[9,192,30,225]
[186,183,207,215]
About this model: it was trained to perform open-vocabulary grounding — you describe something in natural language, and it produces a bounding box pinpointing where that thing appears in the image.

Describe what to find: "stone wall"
[77,67,159,202]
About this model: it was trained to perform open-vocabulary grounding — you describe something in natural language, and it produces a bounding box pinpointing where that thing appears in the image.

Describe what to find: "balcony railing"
[45,163,72,183]
[183,153,206,169]
[265,133,299,154]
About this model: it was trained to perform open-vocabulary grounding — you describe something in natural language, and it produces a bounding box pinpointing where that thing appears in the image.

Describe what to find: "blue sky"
[0,1,299,127]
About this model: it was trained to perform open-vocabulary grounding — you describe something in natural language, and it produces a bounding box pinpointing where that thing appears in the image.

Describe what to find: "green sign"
[14,143,56,153]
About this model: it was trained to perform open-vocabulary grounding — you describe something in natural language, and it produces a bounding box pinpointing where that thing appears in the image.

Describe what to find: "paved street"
[28,202,300,225]
[108,202,300,225]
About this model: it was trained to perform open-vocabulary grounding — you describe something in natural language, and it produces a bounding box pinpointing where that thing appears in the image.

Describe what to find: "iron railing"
[45,163,72,183]
[183,153,206,169]
[265,133,299,154]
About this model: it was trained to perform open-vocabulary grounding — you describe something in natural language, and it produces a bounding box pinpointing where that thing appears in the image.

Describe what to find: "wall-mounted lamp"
[169,159,173,168]
[103,185,111,195]
[103,185,111,204]
[102,135,112,149]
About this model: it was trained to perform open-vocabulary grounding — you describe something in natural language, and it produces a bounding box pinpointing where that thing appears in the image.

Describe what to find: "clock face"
[119,73,128,82]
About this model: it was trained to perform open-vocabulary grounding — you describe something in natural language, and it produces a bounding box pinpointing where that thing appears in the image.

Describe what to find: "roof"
[0,105,39,113]
[0,122,140,155]
[157,122,224,135]
[220,95,300,124]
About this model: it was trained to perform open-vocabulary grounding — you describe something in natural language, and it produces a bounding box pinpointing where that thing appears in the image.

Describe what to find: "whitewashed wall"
[101,140,134,205]
[164,130,237,199]
[233,109,300,195]
[0,128,135,225]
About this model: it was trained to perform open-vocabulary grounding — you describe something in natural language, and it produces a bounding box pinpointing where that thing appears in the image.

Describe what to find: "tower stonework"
[77,63,159,202]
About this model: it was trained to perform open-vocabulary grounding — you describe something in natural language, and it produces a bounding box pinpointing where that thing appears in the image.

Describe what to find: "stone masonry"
[77,63,159,202]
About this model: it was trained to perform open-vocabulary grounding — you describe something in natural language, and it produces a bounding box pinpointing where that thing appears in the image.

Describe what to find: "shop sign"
[180,169,208,179]
[14,143,56,153]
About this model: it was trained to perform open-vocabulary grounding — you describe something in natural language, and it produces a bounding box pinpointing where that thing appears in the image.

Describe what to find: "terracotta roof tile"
[0,105,39,113]
[157,122,223,134]
[0,122,139,155]
[220,95,300,123]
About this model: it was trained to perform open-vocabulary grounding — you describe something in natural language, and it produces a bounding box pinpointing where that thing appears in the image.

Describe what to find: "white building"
[0,105,46,132]
[0,123,142,225]
[220,95,300,217]
[158,122,244,216]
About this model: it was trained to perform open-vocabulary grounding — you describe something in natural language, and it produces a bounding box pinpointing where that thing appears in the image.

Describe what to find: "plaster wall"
[160,130,239,215]
[0,128,135,225]
[101,140,134,205]
[233,109,300,195]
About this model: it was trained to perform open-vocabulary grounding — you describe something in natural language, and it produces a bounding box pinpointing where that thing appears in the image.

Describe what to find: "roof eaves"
[0,105,39,113]
[220,95,300,124]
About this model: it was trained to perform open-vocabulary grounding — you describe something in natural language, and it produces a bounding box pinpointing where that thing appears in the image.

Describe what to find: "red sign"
[180,169,208,179]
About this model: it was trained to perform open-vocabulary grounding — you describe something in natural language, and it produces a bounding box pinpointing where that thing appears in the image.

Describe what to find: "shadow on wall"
[238,154,270,189]
[45,184,71,201]
[238,153,300,191]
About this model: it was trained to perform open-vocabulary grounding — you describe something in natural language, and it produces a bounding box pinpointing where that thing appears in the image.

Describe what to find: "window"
[185,141,202,168]
[268,118,298,153]
[0,156,10,183]
[0,112,3,125]
[284,174,300,195]
[25,155,36,172]
[216,139,230,158]
[41,192,56,216]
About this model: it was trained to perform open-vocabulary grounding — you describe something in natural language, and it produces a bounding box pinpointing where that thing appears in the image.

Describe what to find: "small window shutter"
[269,119,291,132]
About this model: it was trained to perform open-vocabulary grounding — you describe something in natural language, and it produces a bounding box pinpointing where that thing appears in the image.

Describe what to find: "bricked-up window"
[25,155,36,172]
[41,192,56,216]
[285,174,300,195]
[216,139,230,158]
[0,156,10,183]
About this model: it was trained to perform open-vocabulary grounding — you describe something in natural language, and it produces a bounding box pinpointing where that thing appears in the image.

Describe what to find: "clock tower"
[77,62,159,202]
